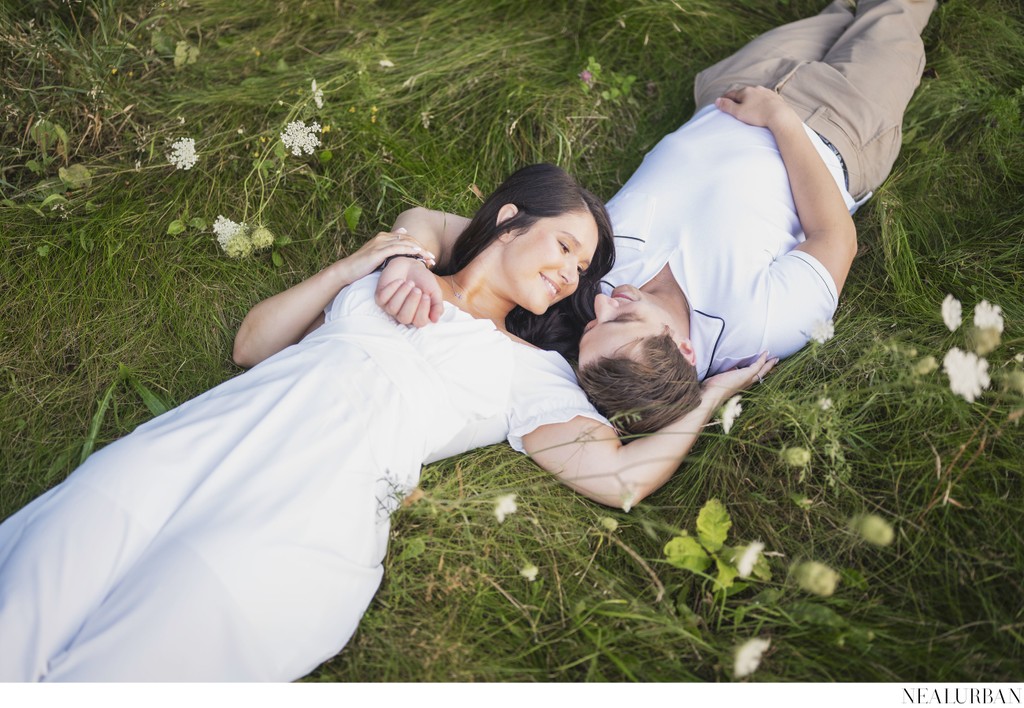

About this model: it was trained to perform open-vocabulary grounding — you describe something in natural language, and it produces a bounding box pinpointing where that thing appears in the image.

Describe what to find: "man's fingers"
[395,287,424,324]
[411,292,431,328]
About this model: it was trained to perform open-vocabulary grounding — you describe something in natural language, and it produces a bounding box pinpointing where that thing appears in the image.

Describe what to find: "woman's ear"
[495,203,519,240]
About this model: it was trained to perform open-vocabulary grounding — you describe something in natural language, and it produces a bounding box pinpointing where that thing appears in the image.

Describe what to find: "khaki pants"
[694,0,936,199]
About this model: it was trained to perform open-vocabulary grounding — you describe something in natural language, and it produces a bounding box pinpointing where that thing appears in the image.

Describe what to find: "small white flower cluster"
[719,394,743,434]
[311,79,324,109]
[939,295,1005,402]
[493,493,517,523]
[167,137,197,170]
[810,318,835,344]
[280,120,321,156]
[943,347,990,403]
[212,215,274,258]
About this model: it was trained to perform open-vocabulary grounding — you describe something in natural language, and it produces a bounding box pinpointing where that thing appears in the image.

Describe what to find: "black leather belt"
[816,132,850,192]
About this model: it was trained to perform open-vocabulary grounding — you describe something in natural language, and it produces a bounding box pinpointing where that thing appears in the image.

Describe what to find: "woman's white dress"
[0,275,606,682]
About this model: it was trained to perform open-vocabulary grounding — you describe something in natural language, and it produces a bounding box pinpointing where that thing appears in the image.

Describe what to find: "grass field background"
[1,0,1022,682]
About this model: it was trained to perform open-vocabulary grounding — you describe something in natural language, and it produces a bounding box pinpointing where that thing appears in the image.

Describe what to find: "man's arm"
[523,353,776,508]
[375,207,471,326]
[716,86,857,294]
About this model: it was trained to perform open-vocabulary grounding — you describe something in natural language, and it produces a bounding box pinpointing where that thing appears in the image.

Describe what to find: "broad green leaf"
[37,245,50,257]
[318,149,333,164]
[174,41,199,68]
[696,498,731,552]
[343,203,362,232]
[59,164,92,189]
[752,553,772,582]
[272,250,284,267]
[40,193,68,209]
[275,234,293,247]
[166,219,186,235]
[664,534,710,573]
[713,554,738,591]
[188,217,207,230]
[25,159,42,175]
[273,141,288,160]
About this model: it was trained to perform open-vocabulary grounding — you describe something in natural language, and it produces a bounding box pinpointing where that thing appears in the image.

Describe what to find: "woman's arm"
[232,231,429,368]
[523,353,777,508]
[716,86,858,295]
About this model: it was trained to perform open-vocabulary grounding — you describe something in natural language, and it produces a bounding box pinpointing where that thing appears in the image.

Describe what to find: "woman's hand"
[375,254,445,327]
[700,351,779,408]
[714,85,800,132]
[339,228,435,284]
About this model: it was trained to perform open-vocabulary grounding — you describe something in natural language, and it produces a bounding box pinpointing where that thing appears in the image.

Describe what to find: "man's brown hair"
[577,332,701,436]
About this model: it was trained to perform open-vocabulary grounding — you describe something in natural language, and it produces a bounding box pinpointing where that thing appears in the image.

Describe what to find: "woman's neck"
[439,256,514,330]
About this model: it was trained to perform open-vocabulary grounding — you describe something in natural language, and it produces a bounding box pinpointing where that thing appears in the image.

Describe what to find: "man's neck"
[640,264,691,337]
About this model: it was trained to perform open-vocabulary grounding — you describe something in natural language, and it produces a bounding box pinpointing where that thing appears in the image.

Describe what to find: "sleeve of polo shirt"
[761,250,839,358]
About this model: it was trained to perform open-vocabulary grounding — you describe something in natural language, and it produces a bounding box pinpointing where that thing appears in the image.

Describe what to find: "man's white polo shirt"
[602,104,865,381]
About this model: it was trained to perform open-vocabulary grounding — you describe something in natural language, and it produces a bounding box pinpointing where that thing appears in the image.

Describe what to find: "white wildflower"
[941,294,962,332]
[212,215,243,249]
[237,127,244,134]
[311,79,324,109]
[519,563,539,582]
[280,120,321,156]
[810,319,834,344]
[818,397,833,411]
[134,159,141,171]
[973,300,1004,333]
[379,59,395,68]
[943,346,990,403]
[736,541,764,579]
[177,115,185,124]
[494,493,517,523]
[599,517,619,533]
[166,137,197,170]
[1015,353,1024,364]
[719,395,743,434]
[734,637,771,679]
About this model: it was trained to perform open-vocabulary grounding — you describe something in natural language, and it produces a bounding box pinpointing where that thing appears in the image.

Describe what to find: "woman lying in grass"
[0,163,762,682]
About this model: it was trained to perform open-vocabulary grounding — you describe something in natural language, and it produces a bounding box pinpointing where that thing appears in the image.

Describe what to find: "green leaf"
[664,534,710,573]
[696,498,731,552]
[714,554,738,591]
[127,375,171,416]
[752,553,772,582]
[788,601,847,629]
[273,141,288,160]
[318,149,333,164]
[274,234,293,247]
[40,193,68,209]
[166,219,186,235]
[395,537,426,562]
[59,164,92,190]
[36,245,50,257]
[174,41,199,68]
[188,217,207,230]
[343,203,362,232]
[25,159,42,175]
[81,375,121,463]
[271,250,284,267]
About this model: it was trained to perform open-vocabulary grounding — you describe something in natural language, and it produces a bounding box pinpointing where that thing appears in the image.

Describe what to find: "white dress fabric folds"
[0,275,605,681]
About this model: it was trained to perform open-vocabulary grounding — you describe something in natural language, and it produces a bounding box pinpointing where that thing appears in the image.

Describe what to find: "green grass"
[2,0,1023,682]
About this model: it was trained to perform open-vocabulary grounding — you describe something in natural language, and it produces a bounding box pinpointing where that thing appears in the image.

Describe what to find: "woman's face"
[499,209,599,315]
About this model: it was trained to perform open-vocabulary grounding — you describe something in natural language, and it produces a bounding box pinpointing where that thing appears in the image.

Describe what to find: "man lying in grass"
[377,0,936,505]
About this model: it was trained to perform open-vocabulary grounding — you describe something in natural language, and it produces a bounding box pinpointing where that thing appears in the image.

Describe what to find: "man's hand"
[374,239,444,327]
[700,351,779,408]
[714,85,800,132]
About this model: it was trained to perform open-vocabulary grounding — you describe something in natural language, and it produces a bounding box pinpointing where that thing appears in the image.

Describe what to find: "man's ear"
[678,338,697,367]
[496,203,519,242]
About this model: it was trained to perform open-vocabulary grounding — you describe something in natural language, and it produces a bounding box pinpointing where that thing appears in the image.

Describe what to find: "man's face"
[578,285,695,368]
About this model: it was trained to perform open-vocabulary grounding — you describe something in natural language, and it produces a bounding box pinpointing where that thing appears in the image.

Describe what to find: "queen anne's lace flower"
[943,347,990,402]
[810,319,834,344]
[734,637,771,679]
[973,300,1004,333]
[212,215,243,249]
[494,493,517,523]
[280,120,321,156]
[941,294,962,332]
[167,137,197,170]
[720,395,743,434]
